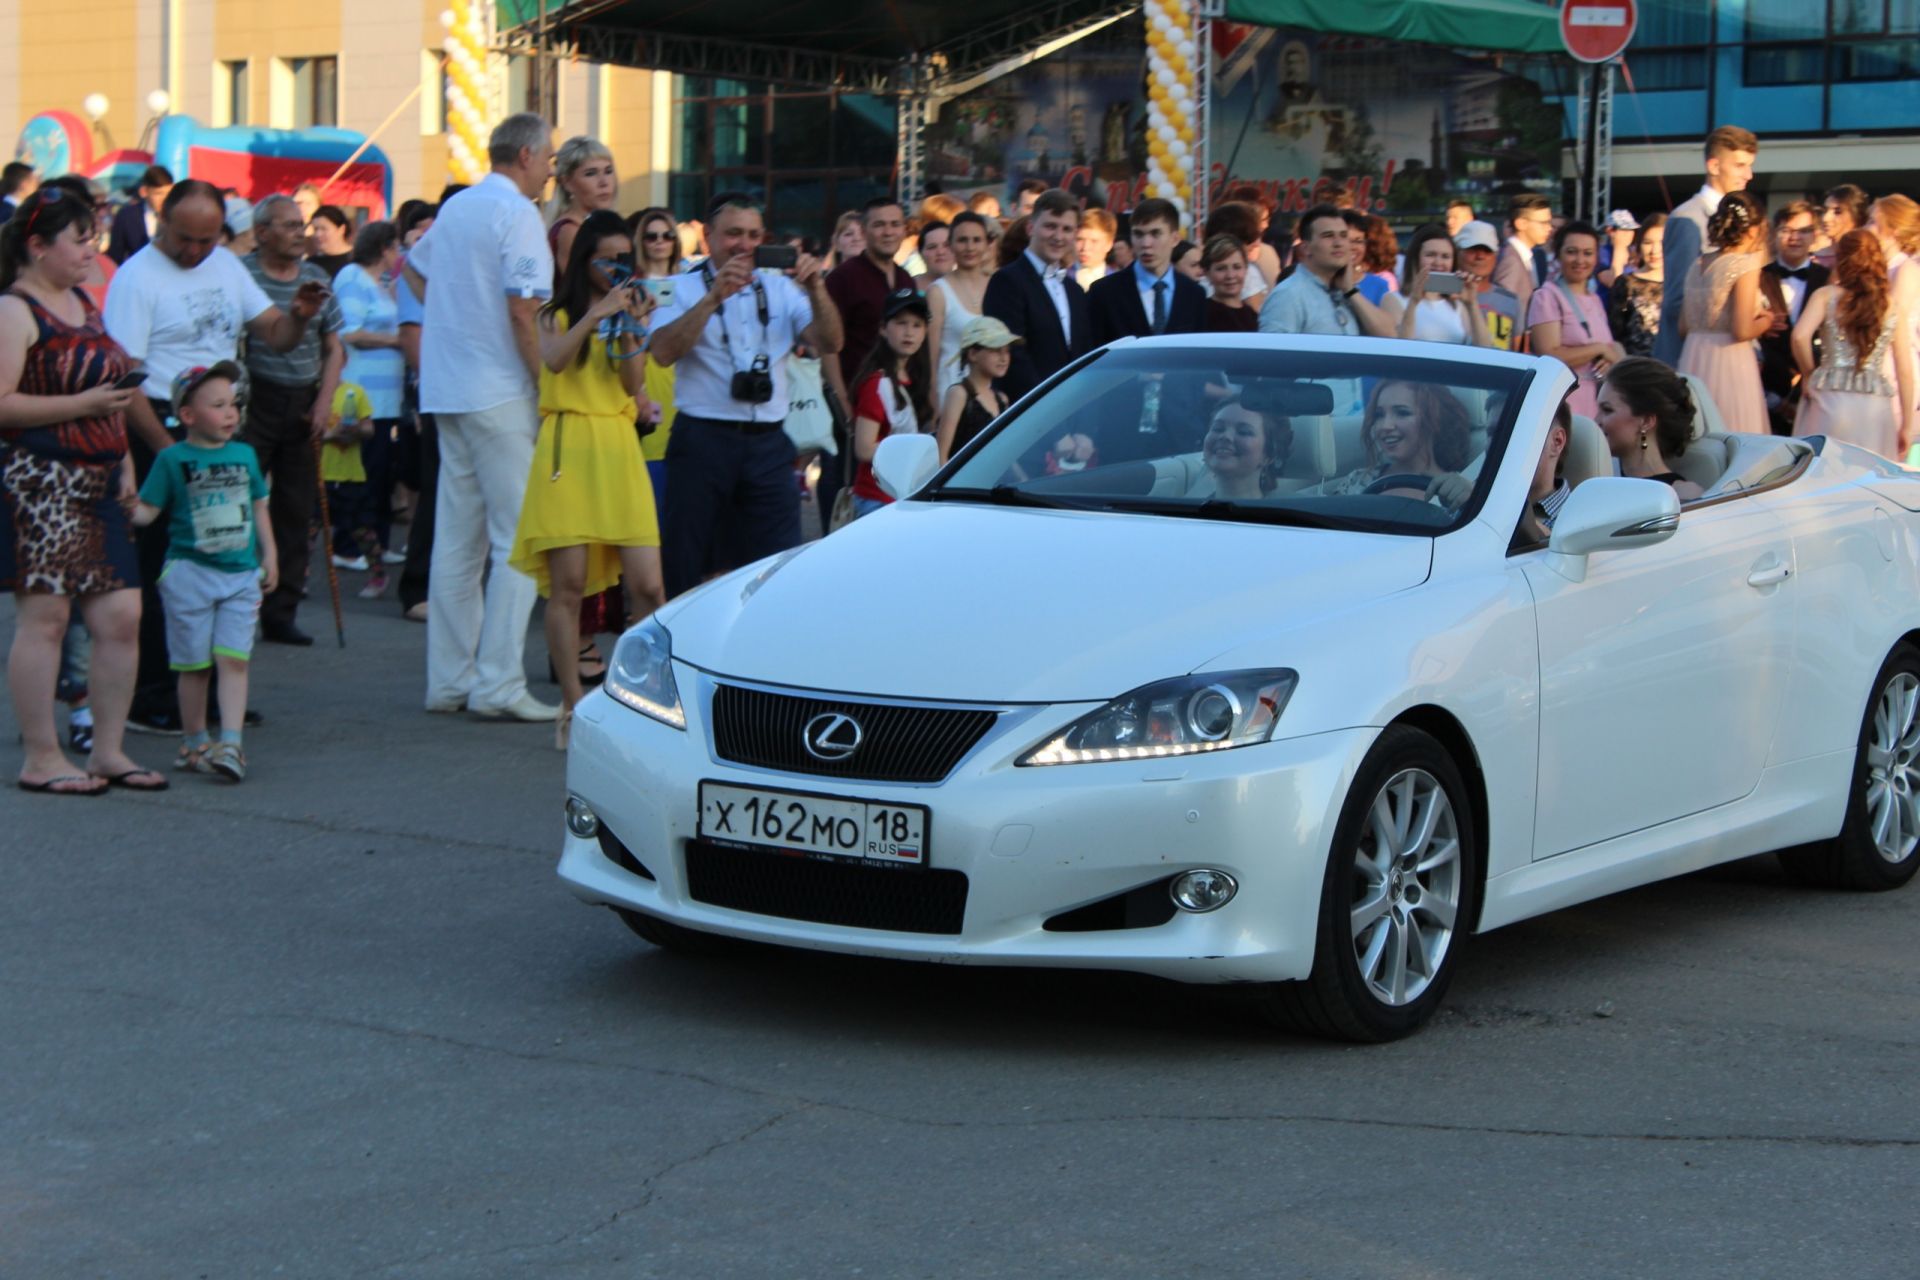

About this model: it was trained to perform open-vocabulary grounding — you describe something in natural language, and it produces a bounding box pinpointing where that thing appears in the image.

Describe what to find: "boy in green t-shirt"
[132,362,278,783]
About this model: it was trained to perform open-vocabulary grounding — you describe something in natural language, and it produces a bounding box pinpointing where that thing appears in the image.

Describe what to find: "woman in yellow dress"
[511,210,665,747]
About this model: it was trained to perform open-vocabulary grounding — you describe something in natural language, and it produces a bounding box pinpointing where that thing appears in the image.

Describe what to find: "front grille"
[684,840,969,934]
[710,683,999,783]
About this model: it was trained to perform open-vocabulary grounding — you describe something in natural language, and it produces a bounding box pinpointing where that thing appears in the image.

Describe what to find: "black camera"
[731,354,774,404]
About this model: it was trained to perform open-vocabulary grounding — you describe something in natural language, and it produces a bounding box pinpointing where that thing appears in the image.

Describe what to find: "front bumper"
[557,675,1377,984]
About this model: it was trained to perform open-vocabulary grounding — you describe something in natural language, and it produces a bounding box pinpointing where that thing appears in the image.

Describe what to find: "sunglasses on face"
[642,230,675,242]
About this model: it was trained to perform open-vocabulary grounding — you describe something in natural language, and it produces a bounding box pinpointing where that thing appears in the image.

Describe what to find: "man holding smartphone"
[647,192,842,599]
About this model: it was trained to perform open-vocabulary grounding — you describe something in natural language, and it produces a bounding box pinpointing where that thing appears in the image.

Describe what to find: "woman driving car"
[1316,380,1474,504]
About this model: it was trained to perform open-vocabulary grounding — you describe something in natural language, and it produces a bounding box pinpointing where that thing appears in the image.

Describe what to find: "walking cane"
[311,438,347,648]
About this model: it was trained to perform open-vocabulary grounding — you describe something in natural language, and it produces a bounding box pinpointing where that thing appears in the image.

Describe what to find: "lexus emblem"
[802,712,863,761]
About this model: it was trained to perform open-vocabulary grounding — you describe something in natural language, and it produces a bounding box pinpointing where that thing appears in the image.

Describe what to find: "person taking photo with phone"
[647,191,842,599]
[0,184,163,794]
[1386,223,1491,348]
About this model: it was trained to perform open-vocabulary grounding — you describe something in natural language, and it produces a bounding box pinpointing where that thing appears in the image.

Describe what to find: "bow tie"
[1777,265,1813,281]
[1040,264,1067,283]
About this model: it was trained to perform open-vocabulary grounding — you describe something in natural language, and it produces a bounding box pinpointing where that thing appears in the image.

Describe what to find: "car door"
[1522,494,1796,859]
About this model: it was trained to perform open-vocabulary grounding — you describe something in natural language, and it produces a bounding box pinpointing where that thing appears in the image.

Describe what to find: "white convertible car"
[558,336,1920,1040]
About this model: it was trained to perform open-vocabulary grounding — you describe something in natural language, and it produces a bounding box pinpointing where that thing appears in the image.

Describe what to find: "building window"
[669,76,897,241]
[218,59,250,127]
[288,56,339,128]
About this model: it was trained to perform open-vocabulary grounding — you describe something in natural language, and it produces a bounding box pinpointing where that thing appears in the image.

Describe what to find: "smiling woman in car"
[1315,379,1474,502]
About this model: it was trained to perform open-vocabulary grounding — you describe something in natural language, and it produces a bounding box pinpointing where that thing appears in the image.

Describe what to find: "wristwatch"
[1342,286,1361,301]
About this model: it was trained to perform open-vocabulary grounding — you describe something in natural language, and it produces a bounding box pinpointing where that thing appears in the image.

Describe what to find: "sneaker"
[381,548,408,565]
[126,707,184,736]
[357,572,389,600]
[67,708,94,753]
[331,554,370,572]
[206,741,246,782]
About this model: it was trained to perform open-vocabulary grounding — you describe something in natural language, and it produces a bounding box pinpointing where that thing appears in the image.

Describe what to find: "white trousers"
[426,399,538,712]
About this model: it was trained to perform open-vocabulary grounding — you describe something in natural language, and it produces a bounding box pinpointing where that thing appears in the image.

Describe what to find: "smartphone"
[111,371,150,391]
[754,244,799,271]
[1425,272,1465,296]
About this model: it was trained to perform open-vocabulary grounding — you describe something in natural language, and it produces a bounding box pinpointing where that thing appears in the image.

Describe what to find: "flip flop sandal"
[18,774,109,796]
[94,768,170,792]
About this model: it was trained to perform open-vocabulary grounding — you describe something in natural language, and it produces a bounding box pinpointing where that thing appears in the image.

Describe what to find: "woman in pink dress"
[1526,220,1623,419]
[1677,192,1770,433]
[1792,230,1915,459]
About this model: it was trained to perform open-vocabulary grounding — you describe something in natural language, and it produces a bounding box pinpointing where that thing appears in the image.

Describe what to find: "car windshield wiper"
[1100,497,1373,531]
[925,484,1098,512]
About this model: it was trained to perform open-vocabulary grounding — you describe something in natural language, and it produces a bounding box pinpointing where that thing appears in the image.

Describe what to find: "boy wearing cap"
[935,316,1022,462]
[131,362,276,782]
[1453,220,1521,353]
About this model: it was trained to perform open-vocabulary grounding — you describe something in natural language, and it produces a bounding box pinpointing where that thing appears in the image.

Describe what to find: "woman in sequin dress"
[1793,229,1915,459]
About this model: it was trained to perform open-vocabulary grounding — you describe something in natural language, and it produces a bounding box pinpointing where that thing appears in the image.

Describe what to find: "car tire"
[614,907,740,955]
[1257,724,1479,1042]
[1780,644,1920,892]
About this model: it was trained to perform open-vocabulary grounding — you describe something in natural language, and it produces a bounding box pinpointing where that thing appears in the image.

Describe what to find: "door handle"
[1747,558,1793,588]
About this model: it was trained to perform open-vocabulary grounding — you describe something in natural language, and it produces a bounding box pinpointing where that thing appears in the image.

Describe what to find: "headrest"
[1563,414,1611,486]
[1286,414,1338,479]
[1680,372,1727,442]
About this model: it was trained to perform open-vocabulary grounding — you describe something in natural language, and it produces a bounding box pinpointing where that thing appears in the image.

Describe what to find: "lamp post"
[83,93,114,151]
[138,89,171,153]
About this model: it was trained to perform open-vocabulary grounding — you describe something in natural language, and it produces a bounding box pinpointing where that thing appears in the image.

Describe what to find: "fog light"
[565,796,600,838]
[1169,869,1237,913]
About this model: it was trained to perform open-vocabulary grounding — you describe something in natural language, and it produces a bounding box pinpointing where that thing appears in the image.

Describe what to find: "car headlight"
[1019,670,1297,766]
[604,620,686,729]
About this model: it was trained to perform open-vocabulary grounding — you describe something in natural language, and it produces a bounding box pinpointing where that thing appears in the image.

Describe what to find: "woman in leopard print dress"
[1,186,163,793]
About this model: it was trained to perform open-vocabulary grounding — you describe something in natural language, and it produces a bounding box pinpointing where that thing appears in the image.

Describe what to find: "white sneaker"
[381,549,408,565]
[331,554,369,571]
[469,692,561,722]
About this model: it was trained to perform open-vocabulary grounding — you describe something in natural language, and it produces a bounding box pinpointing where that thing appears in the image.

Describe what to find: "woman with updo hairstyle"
[1792,229,1914,458]
[1197,394,1292,498]
[547,136,618,276]
[1677,190,1769,433]
[1595,356,1704,501]
[1318,380,1474,500]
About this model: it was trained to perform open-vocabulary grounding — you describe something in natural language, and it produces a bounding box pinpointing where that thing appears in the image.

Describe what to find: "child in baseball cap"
[131,362,276,782]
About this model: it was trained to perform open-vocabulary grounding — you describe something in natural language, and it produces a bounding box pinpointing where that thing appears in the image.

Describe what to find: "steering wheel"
[1362,473,1438,499]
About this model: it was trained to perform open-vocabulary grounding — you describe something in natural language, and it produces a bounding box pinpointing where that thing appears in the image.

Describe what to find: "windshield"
[927,341,1534,534]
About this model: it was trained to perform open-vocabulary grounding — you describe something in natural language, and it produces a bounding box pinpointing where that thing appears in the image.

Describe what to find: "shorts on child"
[158,558,262,671]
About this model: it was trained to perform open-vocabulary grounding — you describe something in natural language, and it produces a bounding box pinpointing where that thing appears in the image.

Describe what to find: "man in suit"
[1086,197,1209,460]
[1492,194,1554,338]
[1758,200,1827,435]
[1653,125,1758,367]
[982,189,1091,404]
[0,162,37,224]
[107,165,174,264]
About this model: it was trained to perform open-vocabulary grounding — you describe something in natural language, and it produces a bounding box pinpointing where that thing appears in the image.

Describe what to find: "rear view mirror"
[1546,477,1681,581]
[873,433,940,501]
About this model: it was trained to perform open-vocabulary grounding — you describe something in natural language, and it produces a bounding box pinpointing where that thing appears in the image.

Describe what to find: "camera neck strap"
[701,260,771,363]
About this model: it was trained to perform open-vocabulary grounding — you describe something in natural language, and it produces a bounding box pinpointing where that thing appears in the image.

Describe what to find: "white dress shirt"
[1025,247,1072,343]
[1694,184,1725,217]
[1134,261,1174,333]
[1776,255,1815,322]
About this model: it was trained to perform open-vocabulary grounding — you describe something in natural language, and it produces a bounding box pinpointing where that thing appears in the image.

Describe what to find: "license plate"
[698,781,929,866]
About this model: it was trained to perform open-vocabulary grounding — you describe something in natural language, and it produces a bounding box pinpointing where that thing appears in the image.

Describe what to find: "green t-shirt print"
[138,440,269,574]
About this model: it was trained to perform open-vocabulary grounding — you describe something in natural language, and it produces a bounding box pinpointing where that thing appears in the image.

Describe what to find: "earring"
[1638,426,1649,454]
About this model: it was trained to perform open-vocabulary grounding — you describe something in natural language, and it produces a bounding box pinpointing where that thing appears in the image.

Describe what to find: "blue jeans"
[851,495,888,520]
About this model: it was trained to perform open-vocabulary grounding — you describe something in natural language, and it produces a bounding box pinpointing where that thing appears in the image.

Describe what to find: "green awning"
[1223,0,1565,55]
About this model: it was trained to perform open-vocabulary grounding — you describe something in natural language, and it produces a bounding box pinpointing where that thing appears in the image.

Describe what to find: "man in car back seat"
[1518,401,1573,544]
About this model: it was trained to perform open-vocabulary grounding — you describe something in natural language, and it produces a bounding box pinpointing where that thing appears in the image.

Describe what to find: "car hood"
[658,500,1433,703]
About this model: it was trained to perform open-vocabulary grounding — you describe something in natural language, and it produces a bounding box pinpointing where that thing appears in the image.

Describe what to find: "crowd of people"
[3,112,1918,793]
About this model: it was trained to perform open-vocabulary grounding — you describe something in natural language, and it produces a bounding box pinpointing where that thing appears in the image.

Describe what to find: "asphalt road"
[3,571,1917,1280]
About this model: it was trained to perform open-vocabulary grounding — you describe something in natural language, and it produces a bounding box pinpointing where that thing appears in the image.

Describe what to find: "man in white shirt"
[1654,124,1758,367]
[402,113,558,722]
[104,178,329,730]
[648,192,842,599]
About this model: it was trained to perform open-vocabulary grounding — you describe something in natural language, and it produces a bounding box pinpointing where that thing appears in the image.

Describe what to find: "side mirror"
[1545,476,1681,582]
[872,433,940,501]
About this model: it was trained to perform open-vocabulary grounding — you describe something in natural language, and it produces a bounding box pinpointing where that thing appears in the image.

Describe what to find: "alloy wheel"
[1864,671,1920,864]
[1349,767,1462,1006]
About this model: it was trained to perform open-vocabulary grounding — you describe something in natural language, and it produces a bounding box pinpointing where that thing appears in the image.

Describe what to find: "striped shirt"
[241,254,343,388]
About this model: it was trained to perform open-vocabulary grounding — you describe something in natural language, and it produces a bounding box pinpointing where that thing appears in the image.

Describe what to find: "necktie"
[1152,280,1168,334]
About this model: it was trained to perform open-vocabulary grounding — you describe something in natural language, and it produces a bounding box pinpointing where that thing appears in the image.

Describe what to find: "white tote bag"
[783,354,837,456]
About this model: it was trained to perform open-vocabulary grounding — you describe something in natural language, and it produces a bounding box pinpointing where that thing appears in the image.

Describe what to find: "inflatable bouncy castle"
[12,110,393,214]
